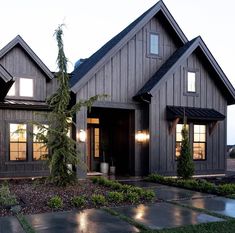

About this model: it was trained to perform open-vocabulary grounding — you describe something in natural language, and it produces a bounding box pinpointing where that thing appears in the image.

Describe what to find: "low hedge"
[91,177,155,203]
[146,173,235,196]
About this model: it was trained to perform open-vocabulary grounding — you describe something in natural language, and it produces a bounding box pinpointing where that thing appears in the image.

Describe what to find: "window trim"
[147,31,161,58]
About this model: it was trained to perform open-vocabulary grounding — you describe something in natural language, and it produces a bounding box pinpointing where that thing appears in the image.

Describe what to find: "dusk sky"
[0,0,234,144]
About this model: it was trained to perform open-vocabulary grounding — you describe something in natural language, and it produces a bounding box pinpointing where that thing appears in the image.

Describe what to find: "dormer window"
[7,77,34,97]
[20,78,33,97]
[149,33,159,55]
[187,72,196,92]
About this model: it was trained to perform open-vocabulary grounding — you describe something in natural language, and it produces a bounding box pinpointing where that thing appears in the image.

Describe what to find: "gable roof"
[0,64,14,101]
[70,0,188,93]
[134,36,235,105]
[0,35,53,80]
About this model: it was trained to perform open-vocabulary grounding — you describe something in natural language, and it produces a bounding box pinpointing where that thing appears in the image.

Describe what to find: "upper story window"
[7,78,34,97]
[149,33,159,55]
[187,72,196,92]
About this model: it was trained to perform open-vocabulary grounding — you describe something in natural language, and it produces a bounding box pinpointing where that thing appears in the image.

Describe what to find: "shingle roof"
[69,3,157,88]
[166,106,225,121]
[134,37,198,100]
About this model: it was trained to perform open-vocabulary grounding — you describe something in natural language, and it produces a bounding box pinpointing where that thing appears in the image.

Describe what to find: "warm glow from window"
[193,125,206,160]
[175,124,189,158]
[94,128,100,158]
[150,33,159,55]
[10,124,27,161]
[7,82,16,96]
[187,72,196,92]
[87,118,100,124]
[20,78,33,97]
[33,125,48,160]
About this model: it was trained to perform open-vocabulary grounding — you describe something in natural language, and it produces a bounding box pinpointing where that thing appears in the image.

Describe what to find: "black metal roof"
[166,106,225,121]
[134,37,198,100]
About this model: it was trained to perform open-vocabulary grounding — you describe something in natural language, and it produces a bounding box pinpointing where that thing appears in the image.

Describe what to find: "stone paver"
[0,216,25,233]
[113,202,223,230]
[121,180,161,188]
[26,209,139,233]
[179,196,235,218]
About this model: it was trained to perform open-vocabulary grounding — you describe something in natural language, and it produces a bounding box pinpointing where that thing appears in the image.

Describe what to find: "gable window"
[9,124,27,161]
[149,33,159,55]
[20,78,33,97]
[33,125,48,160]
[187,72,196,92]
[193,125,206,160]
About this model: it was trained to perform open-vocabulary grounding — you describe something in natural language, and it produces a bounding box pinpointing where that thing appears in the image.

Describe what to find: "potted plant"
[100,141,109,174]
[110,157,116,175]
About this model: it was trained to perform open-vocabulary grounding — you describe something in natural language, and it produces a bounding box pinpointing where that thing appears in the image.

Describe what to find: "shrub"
[141,189,155,201]
[107,191,124,203]
[71,196,86,208]
[229,147,235,158]
[217,184,235,195]
[0,183,18,206]
[177,124,194,179]
[125,192,140,204]
[48,195,63,209]
[91,194,106,206]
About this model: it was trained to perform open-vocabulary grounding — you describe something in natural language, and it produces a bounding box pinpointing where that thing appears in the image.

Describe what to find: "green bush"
[217,184,235,195]
[125,192,140,204]
[91,194,106,206]
[48,195,63,209]
[71,196,86,208]
[141,189,155,201]
[0,183,18,206]
[107,191,124,203]
[177,124,194,179]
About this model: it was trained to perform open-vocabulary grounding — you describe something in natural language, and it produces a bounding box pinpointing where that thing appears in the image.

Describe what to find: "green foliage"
[47,195,63,209]
[0,183,18,206]
[107,191,124,203]
[71,196,86,208]
[217,184,235,195]
[141,189,155,201]
[125,192,140,204]
[91,194,106,206]
[177,123,194,179]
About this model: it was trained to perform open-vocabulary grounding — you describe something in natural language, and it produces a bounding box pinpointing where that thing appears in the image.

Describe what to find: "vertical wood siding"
[150,51,227,175]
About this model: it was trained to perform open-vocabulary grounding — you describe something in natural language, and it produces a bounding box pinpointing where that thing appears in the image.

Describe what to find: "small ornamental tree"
[177,122,194,179]
[34,25,102,186]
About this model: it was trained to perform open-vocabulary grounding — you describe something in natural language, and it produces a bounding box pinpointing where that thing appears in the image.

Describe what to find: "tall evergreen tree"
[177,122,195,179]
[35,25,100,186]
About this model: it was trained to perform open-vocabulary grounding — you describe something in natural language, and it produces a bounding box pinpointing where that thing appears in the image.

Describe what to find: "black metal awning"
[166,106,225,121]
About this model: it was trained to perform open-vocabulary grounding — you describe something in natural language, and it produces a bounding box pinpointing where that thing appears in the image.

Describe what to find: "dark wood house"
[71,0,235,177]
[0,1,235,178]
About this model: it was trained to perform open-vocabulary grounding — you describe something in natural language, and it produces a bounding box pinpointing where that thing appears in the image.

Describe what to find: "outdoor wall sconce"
[135,130,149,143]
[78,129,86,142]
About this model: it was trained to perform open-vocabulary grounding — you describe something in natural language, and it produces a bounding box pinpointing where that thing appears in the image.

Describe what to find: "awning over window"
[166,106,225,121]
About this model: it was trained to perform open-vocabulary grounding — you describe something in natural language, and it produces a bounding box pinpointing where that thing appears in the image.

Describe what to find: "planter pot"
[110,166,116,175]
[100,162,109,174]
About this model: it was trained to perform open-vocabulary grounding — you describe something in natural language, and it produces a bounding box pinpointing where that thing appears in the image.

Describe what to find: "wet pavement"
[113,202,223,230]
[26,209,139,233]
[0,216,25,233]
[179,196,235,218]
[121,180,161,188]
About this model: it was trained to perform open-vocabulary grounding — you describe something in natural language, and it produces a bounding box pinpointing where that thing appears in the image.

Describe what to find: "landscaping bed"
[0,177,156,217]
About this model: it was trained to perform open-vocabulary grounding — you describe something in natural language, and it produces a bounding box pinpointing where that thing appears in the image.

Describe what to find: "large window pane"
[94,128,100,158]
[175,124,188,158]
[193,124,206,160]
[187,72,196,92]
[20,78,33,97]
[9,124,27,161]
[150,34,159,55]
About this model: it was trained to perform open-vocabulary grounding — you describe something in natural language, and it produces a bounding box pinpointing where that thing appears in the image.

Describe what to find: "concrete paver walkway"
[113,202,223,230]
[0,216,24,233]
[26,209,139,233]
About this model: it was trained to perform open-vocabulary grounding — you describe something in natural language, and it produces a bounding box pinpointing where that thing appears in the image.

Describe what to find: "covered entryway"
[87,107,135,176]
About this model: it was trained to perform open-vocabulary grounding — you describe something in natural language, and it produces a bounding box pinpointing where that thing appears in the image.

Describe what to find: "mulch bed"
[0,178,116,217]
[202,175,235,185]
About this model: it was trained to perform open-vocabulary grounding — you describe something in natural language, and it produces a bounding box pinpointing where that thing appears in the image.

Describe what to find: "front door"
[87,118,100,172]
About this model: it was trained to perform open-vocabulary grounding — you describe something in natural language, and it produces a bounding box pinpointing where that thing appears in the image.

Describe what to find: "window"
[94,128,100,158]
[33,125,48,160]
[187,72,196,92]
[175,124,188,158]
[9,124,27,161]
[193,125,206,160]
[20,78,33,97]
[149,33,159,55]
[7,83,16,96]
[87,118,100,124]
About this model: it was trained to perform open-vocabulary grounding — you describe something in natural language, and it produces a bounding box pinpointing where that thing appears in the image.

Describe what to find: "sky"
[0,0,235,144]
